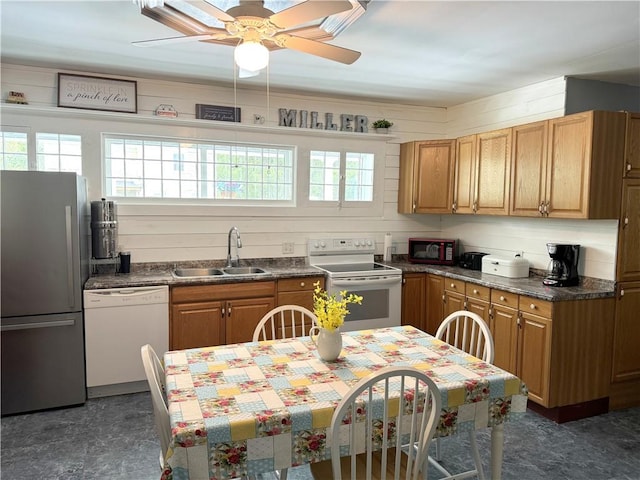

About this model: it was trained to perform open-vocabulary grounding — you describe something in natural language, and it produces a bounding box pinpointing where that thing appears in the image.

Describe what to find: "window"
[0,131,82,173]
[104,135,295,202]
[36,133,82,173]
[309,150,374,202]
[0,131,28,170]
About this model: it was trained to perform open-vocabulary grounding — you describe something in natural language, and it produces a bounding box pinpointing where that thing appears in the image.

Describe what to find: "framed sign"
[196,104,241,122]
[57,73,137,113]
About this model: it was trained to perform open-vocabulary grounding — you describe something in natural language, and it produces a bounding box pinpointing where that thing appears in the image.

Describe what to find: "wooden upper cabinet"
[625,112,640,178]
[454,129,511,215]
[475,128,512,215]
[510,120,548,216]
[453,135,476,214]
[617,179,640,282]
[545,110,626,218]
[398,140,455,214]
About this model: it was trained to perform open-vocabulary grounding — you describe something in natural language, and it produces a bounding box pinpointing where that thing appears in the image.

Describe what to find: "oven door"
[326,275,402,332]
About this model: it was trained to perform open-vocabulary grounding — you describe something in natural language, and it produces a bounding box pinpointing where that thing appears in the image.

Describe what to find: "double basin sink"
[173,266,269,278]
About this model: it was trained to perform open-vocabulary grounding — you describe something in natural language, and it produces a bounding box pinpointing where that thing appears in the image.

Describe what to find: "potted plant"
[372,118,394,133]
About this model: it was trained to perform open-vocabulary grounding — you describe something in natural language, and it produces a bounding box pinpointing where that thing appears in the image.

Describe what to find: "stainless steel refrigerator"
[1,171,90,415]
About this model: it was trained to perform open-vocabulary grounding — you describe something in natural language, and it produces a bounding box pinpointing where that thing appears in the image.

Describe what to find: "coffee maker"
[543,243,580,287]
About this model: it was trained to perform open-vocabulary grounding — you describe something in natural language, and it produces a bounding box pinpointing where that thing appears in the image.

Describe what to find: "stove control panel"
[308,237,375,255]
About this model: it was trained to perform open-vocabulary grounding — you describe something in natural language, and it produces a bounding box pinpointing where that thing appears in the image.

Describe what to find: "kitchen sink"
[222,267,268,275]
[173,268,224,277]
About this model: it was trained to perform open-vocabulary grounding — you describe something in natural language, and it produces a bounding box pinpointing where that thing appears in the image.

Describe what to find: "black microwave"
[408,238,457,265]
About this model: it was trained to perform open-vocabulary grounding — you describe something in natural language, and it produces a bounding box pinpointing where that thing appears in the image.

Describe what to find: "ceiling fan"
[134,0,362,71]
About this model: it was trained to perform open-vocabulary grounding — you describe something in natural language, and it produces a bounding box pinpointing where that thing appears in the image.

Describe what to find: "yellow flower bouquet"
[313,281,363,331]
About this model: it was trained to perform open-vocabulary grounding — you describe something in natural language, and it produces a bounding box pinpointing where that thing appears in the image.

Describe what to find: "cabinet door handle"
[452,202,457,213]
[500,295,506,301]
[300,281,305,287]
[530,303,536,310]
[538,202,545,215]
[228,306,232,316]
[627,163,632,172]
[222,307,226,316]
[517,315,522,327]
[450,283,456,289]
[473,289,479,294]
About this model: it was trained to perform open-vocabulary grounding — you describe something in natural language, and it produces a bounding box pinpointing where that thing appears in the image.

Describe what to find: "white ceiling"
[1,0,639,107]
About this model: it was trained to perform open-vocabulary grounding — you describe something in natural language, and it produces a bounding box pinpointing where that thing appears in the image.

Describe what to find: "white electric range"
[308,237,402,332]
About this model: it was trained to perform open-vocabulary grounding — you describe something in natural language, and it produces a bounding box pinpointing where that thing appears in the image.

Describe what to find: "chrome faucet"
[226,227,242,268]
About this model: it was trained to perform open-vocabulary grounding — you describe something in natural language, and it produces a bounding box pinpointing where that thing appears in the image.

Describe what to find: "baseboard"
[527,397,609,423]
[87,380,149,399]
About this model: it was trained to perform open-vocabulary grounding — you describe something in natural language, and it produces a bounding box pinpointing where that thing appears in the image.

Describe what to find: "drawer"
[466,283,490,301]
[519,296,553,318]
[172,281,276,303]
[491,289,518,308]
[278,276,324,292]
[444,278,465,293]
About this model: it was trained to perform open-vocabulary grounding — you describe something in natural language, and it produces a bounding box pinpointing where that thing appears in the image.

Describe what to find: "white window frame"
[102,134,296,205]
[0,128,82,174]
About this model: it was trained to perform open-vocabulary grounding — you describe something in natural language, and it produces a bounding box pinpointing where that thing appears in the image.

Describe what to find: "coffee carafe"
[543,243,580,287]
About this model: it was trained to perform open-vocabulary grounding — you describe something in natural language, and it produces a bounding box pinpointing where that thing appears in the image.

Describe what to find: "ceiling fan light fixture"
[133,0,164,9]
[234,41,269,72]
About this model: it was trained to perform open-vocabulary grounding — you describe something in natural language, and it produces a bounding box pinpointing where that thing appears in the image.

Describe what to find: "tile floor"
[1,392,639,480]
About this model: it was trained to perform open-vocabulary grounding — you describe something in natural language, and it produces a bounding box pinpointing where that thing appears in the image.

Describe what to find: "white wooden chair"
[140,344,171,470]
[310,366,441,480]
[431,310,495,480]
[252,305,317,480]
[252,305,317,342]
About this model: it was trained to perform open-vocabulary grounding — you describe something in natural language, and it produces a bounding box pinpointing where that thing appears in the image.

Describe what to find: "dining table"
[161,325,528,480]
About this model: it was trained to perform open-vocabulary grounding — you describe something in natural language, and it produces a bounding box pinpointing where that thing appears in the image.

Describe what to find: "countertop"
[84,256,616,302]
[391,261,616,301]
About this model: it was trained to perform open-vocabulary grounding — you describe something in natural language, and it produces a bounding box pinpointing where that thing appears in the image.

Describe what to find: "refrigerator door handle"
[1,317,76,332]
[65,205,75,309]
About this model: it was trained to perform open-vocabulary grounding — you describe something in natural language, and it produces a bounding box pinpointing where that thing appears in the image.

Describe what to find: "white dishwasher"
[84,285,169,398]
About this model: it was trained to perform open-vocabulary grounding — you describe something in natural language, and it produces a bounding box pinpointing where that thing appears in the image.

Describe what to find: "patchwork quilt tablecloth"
[162,325,528,480]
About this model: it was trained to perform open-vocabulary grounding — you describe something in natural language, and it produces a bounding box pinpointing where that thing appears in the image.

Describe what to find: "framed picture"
[57,73,137,113]
[196,104,241,122]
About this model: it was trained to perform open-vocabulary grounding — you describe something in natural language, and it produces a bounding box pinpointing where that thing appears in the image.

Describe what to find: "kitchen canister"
[90,198,118,259]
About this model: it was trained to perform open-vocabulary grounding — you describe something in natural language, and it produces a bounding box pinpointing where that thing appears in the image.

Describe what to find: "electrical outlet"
[282,242,294,254]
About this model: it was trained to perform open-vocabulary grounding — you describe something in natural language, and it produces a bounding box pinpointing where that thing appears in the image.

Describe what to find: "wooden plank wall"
[1,65,618,279]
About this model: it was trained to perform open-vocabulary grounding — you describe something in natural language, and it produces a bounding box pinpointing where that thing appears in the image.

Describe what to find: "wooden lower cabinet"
[610,282,640,409]
[170,281,276,349]
[465,283,490,324]
[425,274,444,335]
[489,289,615,409]
[224,296,275,345]
[171,301,224,350]
[401,274,425,330]
[489,289,519,374]
[517,309,552,405]
[443,278,465,316]
[277,276,324,311]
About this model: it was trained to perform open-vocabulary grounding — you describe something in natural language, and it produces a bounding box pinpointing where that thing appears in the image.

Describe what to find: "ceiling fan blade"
[184,0,236,23]
[276,34,361,64]
[269,0,353,29]
[133,30,228,47]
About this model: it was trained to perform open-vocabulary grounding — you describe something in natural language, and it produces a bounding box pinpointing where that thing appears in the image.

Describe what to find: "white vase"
[310,326,343,361]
